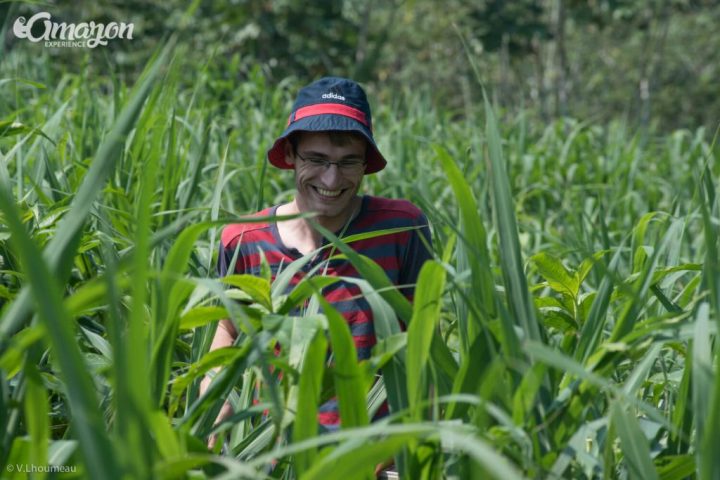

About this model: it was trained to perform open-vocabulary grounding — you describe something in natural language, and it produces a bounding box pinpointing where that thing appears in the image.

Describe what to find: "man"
[204,76,432,442]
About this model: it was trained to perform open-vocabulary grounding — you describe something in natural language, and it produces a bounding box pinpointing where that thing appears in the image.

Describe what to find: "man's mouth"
[312,186,344,198]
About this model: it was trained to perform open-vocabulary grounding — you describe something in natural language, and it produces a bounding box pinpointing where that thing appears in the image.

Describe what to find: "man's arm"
[200,319,238,449]
[203,236,240,448]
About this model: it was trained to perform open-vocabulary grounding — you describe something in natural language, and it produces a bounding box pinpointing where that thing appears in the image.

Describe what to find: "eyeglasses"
[295,151,367,175]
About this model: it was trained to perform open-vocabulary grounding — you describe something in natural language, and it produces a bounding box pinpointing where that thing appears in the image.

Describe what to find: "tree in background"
[2,0,718,131]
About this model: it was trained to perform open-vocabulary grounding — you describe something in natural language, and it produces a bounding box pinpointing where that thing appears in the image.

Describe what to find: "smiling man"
[205,77,432,440]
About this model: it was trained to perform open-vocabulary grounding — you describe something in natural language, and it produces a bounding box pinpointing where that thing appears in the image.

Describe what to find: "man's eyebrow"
[299,150,328,158]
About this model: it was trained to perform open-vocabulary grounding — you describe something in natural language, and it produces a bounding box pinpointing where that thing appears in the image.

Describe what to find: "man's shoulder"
[221,207,275,247]
[364,196,426,222]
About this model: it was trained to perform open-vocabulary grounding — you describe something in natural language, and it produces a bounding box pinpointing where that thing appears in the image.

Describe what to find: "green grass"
[0,41,718,479]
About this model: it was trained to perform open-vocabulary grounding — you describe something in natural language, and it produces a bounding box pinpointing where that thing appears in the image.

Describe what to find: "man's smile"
[312,186,345,198]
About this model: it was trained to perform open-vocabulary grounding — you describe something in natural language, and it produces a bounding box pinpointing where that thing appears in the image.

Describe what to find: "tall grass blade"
[301,435,410,480]
[23,363,49,473]
[607,219,682,344]
[406,260,446,418]
[434,144,496,356]
[575,247,623,364]
[0,183,119,478]
[316,295,369,430]
[0,39,177,345]
[293,328,327,476]
[483,93,542,344]
[311,223,413,324]
[693,302,715,479]
[610,402,660,480]
[697,166,720,480]
[439,428,526,480]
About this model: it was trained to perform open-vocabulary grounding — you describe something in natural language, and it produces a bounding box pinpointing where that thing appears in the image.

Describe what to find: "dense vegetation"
[1,2,719,479]
[3,0,718,131]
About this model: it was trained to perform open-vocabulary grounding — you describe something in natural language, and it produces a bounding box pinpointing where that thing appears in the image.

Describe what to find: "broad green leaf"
[179,305,228,330]
[80,326,113,360]
[222,274,272,311]
[531,252,579,299]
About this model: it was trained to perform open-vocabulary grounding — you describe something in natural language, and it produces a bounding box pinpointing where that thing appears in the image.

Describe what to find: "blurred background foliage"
[1,0,718,133]
[1,2,719,478]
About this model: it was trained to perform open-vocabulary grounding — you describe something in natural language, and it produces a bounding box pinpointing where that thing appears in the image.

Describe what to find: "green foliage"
[0,25,719,480]
[4,1,720,132]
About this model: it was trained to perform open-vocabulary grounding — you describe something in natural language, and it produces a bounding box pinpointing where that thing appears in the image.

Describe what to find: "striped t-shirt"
[218,195,432,426]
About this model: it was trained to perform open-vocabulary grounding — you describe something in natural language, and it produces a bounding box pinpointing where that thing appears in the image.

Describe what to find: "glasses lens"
[339,161,365,173]
[307,158,326,168]
[298,153,365,174]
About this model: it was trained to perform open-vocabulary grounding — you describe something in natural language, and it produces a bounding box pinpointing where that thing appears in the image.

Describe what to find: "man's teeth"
[316,187,342,197]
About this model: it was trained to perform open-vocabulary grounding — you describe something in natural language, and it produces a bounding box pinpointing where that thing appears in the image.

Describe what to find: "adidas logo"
[322,92,345,101]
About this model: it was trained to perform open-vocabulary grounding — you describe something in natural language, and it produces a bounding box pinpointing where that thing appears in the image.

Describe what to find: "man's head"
[284,130,367,219]
[267,77,387,174]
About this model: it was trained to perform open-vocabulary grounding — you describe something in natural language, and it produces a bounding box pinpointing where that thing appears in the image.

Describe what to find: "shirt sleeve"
[217,237,243,277]
[398,212,433,302]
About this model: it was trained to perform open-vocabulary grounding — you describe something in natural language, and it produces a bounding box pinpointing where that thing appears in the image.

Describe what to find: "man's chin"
[313,207,344,219]
[305,194,350,211]
[311,201,354,219]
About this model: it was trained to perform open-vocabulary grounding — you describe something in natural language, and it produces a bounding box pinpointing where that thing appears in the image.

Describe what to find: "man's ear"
[284,139,295,166]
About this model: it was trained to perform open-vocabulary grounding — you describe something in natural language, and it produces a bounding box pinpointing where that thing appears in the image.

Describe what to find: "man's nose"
[319,163,342,185]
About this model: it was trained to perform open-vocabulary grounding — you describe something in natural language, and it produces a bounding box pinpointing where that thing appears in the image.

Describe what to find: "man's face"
[285,131,367,221]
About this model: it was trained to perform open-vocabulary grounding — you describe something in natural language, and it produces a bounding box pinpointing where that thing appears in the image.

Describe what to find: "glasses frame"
[294,150,367,175]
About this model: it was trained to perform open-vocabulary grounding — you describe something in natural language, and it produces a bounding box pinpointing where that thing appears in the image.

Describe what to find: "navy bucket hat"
[267,77,387,174]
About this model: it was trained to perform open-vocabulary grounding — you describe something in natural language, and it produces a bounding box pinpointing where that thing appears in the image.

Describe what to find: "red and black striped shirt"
[218,195,432,427]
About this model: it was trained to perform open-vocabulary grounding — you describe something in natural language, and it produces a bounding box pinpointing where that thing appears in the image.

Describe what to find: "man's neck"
[276,196,361,254]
